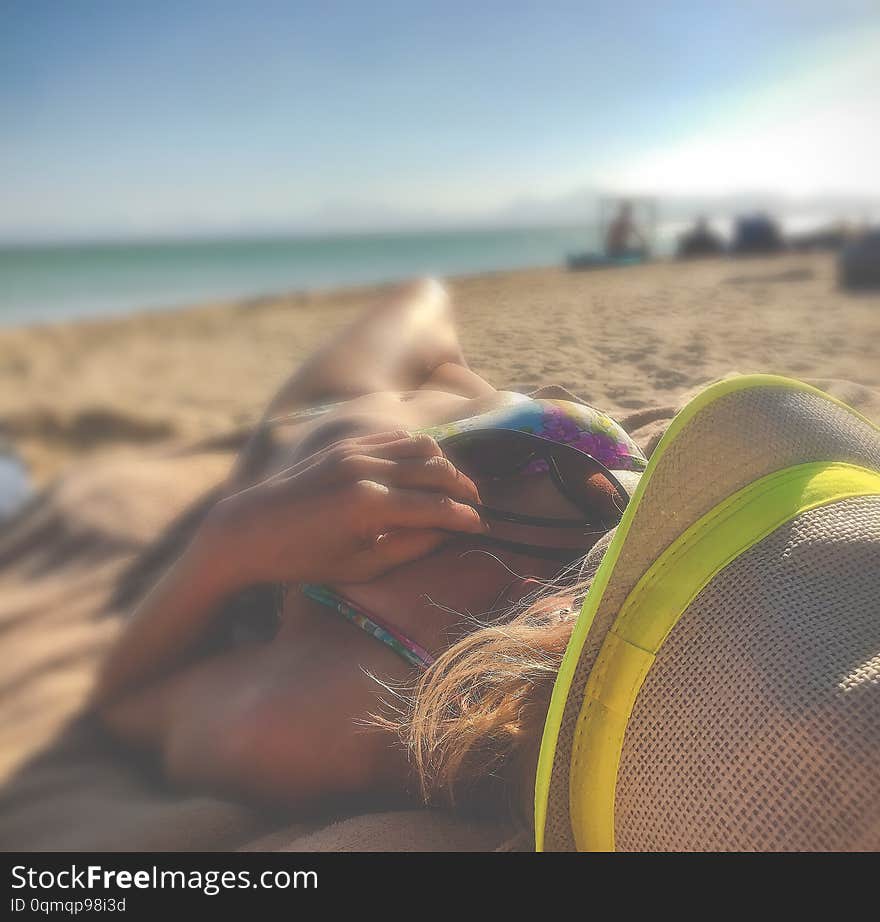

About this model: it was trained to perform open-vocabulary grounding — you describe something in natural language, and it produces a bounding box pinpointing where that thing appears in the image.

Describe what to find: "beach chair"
[535,375,880,850]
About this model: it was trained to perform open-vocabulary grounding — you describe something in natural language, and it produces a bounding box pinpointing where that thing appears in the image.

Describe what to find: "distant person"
[605,201,647,259]
[677,216,724,258]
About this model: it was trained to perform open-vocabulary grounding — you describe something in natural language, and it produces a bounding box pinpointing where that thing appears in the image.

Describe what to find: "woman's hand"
[202,431,485,585]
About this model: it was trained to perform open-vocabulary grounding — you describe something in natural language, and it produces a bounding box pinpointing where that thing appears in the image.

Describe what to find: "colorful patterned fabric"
[418,395,647,474]
[301,582,435,670]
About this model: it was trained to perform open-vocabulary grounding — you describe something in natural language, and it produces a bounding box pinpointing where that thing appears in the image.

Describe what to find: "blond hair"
[375,558,603,825]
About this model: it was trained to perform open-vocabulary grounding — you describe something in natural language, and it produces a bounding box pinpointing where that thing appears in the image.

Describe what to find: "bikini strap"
[300,583,435,670]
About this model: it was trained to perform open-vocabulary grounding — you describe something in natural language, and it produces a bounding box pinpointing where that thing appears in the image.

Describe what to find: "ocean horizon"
[2,209,854,328]
[0,223,658,327]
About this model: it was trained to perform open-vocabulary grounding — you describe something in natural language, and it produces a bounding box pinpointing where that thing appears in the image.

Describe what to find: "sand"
[0,250,878,483]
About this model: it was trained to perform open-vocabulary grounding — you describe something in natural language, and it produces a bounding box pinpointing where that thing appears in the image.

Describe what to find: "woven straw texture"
[616,496,880,851]
[544,384,880,851]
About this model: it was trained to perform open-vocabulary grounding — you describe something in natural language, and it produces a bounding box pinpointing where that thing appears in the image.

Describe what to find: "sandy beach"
[1,251,878,485]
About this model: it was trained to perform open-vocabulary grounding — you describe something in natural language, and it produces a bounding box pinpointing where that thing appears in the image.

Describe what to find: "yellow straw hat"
[535,375,880,851]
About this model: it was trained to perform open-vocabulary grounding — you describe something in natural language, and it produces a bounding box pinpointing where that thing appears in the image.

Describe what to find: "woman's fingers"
[348,482,485,535]
[367,433,444,460]
[389,456,480,504]
[318,431,435,462]
[356,528,450,575]
[276,433,444,487]
[327,453,479,504]
[266,430,413,482]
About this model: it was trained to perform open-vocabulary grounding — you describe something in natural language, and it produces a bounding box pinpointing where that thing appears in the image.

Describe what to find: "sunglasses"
[439,428,630,561]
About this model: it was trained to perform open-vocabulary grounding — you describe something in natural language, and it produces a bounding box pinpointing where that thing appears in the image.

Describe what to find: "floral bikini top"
[416,392,646,474]
[302,395,646,669]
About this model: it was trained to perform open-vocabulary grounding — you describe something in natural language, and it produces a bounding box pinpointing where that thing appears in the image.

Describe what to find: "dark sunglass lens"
[445,431,535,478]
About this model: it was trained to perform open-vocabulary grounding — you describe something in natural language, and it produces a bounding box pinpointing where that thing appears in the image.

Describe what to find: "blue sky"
[2,0,878,240]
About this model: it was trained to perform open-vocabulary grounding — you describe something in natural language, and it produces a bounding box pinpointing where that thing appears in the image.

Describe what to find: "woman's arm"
[91,430,484,708]
[90,524,238,707]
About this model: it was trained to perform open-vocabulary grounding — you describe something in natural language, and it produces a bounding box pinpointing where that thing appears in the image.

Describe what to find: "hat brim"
[535,374,880,851]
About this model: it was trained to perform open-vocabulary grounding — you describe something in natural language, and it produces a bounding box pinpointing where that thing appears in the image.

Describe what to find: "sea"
[0,224,655,327]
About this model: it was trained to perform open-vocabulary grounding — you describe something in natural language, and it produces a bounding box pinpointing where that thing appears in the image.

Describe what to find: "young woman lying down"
[91,279,644,823]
